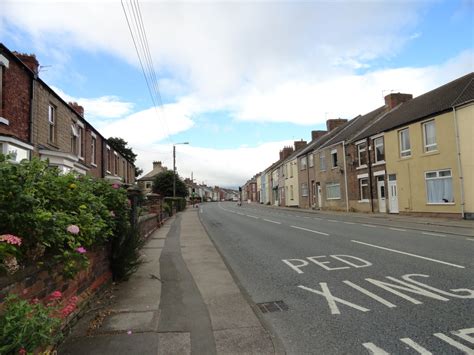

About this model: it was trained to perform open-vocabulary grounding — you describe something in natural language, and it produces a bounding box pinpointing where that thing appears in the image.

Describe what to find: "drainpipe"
[342,142,349,212]
[452,106,465,219]
[306,153,311,208]
[366,138,375,213]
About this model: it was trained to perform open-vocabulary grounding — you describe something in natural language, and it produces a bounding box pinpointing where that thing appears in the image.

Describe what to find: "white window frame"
[91,134,97,166]
[308,153,314,168]
[319,152,326,171]
[373,136,385,163]
[290,162,294,178]
[422,120,437,153]
[114,152,119,175]
[301,182,308,197]
[300,156,307,170]
[331,149,338,168]
[399,128,411,157]
[359,177,370,202]
[425,169,454,204]
[106,145,112,173]
[48,104,56,143]
[357,141,367,167]
[77,125,84,159]
[326,182,341,200]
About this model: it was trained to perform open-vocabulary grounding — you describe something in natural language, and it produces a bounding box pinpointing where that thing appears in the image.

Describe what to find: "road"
[199,202,474,355]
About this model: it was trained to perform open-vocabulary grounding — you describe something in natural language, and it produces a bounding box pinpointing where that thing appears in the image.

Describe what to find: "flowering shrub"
[0,291,77,354]
[0,156,130,278]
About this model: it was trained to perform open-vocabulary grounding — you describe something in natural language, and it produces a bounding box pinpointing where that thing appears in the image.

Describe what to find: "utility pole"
[173,142,189,198]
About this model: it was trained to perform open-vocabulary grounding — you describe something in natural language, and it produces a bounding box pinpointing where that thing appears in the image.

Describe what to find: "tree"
[152,170,188,197]
[107,137,143,177]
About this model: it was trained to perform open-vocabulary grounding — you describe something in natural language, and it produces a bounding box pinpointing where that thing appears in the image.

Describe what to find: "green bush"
[0,156,130,278]
[164,197,186,212]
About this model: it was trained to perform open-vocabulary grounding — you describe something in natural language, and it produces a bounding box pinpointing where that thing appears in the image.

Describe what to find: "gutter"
[452,106,465,219]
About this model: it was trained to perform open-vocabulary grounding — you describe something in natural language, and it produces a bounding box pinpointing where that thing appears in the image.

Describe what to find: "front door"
[317,183,322,209]
[388,174,399,213]
[377,176,386,213]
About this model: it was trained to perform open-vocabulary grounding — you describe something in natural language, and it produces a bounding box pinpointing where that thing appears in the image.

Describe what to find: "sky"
[1,0,473,188]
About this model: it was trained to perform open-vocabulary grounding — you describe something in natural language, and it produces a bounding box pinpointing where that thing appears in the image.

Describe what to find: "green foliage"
[0,156,130,278]
[164,197,187,212]
[110,225,144,281]
[0,294,62,354]
[152,170,188,197]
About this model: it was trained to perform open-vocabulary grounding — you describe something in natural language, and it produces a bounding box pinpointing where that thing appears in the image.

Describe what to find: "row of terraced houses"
[242,73,474,219]
[0,44,135,183]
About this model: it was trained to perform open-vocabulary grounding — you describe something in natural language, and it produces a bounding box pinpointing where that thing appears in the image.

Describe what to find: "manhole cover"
[256,300,289,313]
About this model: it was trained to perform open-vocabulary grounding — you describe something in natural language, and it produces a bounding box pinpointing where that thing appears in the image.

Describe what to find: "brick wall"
[0,48,32,142]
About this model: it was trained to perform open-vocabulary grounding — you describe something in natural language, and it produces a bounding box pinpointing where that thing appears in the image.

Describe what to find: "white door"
[377,176,386,213]
[317,184,322,208]
[388,174,399,213]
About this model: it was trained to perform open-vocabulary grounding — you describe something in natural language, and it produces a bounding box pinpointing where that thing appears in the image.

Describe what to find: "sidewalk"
[253,203,474,237]
[59,209,277,354]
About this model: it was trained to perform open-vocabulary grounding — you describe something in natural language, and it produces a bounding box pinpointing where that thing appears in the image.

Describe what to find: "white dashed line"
[467,238,474,242]
[422,232,447,237]
[263,219,281,224]
[389,227,406,232]
[328,219,338,223]
[291,225,329,236]
[362,224,376,228]
[343,221,355,225]
[314,217,321,221]
[246,215,259,219]
[351,240,465,269]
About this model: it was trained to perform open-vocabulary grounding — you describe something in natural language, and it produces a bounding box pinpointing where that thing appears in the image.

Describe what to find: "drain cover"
[257,300,289,313]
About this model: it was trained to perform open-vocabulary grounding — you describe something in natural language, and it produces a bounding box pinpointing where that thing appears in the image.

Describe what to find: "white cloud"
[51,86,133,119]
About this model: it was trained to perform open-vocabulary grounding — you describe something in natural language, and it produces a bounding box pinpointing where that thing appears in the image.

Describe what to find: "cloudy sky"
[1,0,473,187]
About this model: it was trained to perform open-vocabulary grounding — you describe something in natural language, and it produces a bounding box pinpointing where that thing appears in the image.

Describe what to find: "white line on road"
[344,221,355,225]
[235,212,245,216]
[389,227,406,232]
[422,232,447,237]
[263,219,281,224]
[314,217,321,220]
[351,240,465,269]
[200,208,203,213]
[467,238,474,242]
[328,219,338,223]
[246,215,259,219]
[291,225,329,236]
[362,224,376,228]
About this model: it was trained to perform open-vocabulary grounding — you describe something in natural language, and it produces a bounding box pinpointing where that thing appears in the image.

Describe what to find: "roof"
[296,124,348,157]
[355,72,474,140]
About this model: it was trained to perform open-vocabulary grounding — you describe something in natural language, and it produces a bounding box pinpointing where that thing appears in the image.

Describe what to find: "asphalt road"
[199,202,474,355]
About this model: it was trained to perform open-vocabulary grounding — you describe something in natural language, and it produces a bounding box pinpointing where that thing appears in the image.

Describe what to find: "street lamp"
[173,142,189,198]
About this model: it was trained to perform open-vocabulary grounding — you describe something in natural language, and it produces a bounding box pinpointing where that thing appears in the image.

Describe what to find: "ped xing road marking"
[283,255,372,274]
[363,327,474,355]
[291,225,329,236]
[351,240,465,269]
[263,219,281,224]
[298,274,474,315]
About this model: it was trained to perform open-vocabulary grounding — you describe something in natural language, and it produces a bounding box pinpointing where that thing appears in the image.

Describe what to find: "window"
[78,126,84,158]
[145,181,152,189]
[425,169,453,204]
[359,178,369,201]
[357,142,367,166]
[91,136,97,165]
[290,162,293,177]
[331,149,338,168]
[48,104,56,143]
[114,154,119,175]
[301,182,308,197]
[290,185,294,200]
[423,120,437,152]
[71,124,78,155]
[106,146,111,173]
[319,152,326,171]
[326,183,341,200]
[0,142,30,162]
[308,154,314,168]
[399,128,411,157]
[374,137,385,163]
[300,156,307,170]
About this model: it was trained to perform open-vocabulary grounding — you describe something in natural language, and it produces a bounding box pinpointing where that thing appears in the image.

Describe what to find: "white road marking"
[314,217,321,220]
[433,333,474,353]
[468,238,474,242]
[264,219,281,224]
[399,338,432,354]
[344,221,355,225]
[422,232,447,237]
[291,225,329,236]
[351,240,465,269]
[389,227,406,232]
[362,224,376,228]
[236,212,245,216]
[328,219,338,222]
[362,342,390,355]
[343,281,396,308]
[246,214,259,219]
[303,216,310,219]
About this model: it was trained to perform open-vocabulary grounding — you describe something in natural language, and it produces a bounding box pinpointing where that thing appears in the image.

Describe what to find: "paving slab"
[157,332,191,355]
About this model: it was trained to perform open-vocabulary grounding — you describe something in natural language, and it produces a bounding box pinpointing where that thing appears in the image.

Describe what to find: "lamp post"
[173,142,189,198]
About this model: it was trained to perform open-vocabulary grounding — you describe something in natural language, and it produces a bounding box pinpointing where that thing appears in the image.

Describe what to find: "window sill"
[422,150,439,156]
[399,156,412,161]
[0,117,9,125]
[47,141,59,149]
[327,198,341,200]
[331,167,338,170]
[356,165,368,170]
[372,161,385,166]
[426,202,455,205]
[91,163,97,167]
[358,199,370,203]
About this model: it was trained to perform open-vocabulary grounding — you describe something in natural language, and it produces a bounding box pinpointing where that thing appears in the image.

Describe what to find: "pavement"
[59,208,278,355]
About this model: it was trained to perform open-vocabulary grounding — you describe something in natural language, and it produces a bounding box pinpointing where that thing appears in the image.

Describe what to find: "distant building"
[138,161,168,194]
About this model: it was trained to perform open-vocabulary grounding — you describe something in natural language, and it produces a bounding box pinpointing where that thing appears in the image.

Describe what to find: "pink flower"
[49,290,62,301]
[76,246,87,254]
[19,348,27,355]
[112,183,120,189]
[0,234,22,246]
[30,298,40,305]
[127,330,132,335]
[67,225,80,234]
[109,210,115,217]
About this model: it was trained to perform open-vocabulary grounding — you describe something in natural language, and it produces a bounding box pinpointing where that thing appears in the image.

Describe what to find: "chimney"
[14,52,39,75]
[326,118,348,131]
[69,102,84,117]
[294,139,307,151]
[311,130,327,141]
[384,93,412,109]
[279,146,294,160]
[153,161,162,170]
